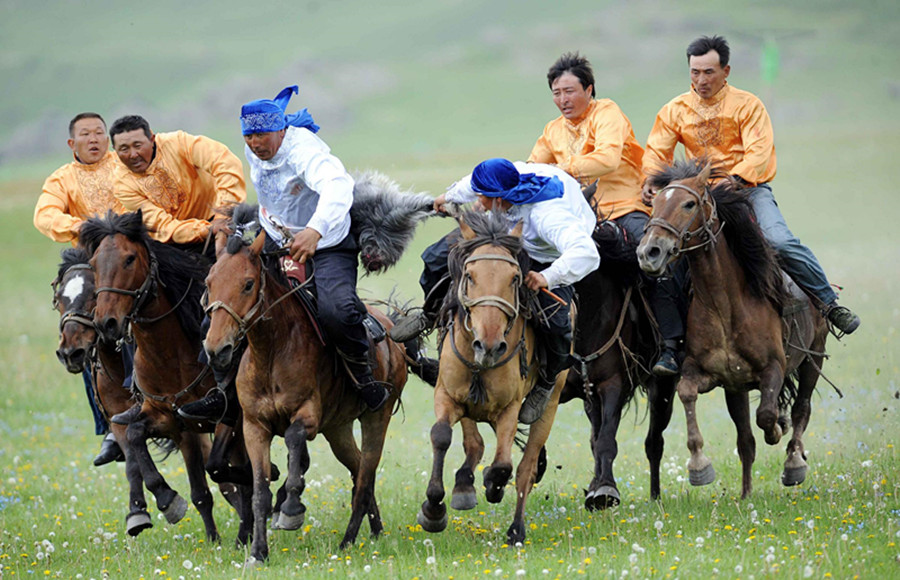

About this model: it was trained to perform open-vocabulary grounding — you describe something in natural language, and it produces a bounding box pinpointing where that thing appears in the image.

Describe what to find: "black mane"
[57,247,91,282]
[80,211,210,342]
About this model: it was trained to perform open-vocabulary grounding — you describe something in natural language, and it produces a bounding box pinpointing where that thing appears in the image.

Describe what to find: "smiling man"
[109,115,246,244]
[642,35,860,335]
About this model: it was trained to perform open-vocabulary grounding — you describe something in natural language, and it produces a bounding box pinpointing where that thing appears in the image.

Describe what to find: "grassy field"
[2,0,900,578]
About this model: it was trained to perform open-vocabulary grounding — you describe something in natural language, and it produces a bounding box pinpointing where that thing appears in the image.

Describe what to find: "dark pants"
[83,344,135,435]
[420,231,573,382]
[616,211,688,346]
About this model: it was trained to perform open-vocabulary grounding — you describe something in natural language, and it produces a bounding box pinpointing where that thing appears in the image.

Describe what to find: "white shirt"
[245,126,354,250]
[445,161,599,288]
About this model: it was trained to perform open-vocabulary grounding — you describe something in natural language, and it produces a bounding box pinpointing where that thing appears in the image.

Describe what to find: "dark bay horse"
[417,212,565,545]
[202,214,408,562]
[52,247,155,536]
[82,211,251,542]
[637,160,828,497]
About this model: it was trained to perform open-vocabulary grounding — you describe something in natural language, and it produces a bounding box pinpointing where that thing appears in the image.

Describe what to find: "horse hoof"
[126,511,153,536]
[782,465,808,487]
[450,491,477,511]
[273,510,305,531]
[162,495,188,524]
[417,508,448,533]
[689,464,716,486]
[586,486,620,511]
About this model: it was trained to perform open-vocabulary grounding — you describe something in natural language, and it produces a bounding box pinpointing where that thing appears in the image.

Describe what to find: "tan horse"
[417,211,568,545]
[636,160,828,497]
[202,219,407,563]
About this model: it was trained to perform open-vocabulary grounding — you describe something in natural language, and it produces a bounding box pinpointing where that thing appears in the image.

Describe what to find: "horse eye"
[684,200,697,210]
[124,254,136,266]
[242,279,254,293]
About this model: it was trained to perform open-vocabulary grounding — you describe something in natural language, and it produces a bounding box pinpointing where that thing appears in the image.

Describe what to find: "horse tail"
[150,437,179,461]
[350,170,436,274]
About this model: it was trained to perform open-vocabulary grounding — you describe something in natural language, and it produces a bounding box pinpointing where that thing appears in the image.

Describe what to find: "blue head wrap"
[471,158,564,205]
[240,85,320,136]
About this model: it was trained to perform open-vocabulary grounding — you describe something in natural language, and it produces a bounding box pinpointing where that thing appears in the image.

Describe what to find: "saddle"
[279,256,387,348]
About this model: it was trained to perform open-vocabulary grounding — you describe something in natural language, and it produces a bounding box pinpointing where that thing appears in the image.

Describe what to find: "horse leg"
[115,422,152,536]
[244,421,273,564]
[677,369,716,486]
[646,376,676,500]
[206,422,251,486]
[508,382,562,545]
[756,362,785,445]
[586,378,624,511]
[275,421,310,532]
[418,388,463,533]
[724,390,756,498]
[322,422,367,548]
[483,403,519,505]
[451,418,484,511]
[179,432,219,542]
[782,355,821,486]
[125,417,187,524]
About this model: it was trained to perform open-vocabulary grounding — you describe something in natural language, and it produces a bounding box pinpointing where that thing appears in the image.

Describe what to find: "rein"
[646,183,724,256]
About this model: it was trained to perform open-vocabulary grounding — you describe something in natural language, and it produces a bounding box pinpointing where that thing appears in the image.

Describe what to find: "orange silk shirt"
[643,83,777,186]
[529,99,648,220]
[34,150,125,244]
[114,131,246,244]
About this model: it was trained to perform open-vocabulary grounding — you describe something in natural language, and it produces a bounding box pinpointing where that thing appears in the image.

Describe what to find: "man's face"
[113,129,155,174]
[551,72,593,121]
[475,194,512,212]
[244,130,286,161]
[689,50,730,100]
[68,118,108,165]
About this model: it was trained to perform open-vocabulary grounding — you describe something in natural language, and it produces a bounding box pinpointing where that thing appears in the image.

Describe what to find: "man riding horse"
[392,158,599,424]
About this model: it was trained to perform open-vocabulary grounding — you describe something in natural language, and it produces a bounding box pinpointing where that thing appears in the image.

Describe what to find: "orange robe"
[643,83,777,186]
[114,131,246,244]
[34,151,125,244]
[529,99,647,220]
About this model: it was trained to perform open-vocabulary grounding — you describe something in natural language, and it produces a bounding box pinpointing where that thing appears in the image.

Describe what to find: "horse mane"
[442,211,531,320]
[57,247,91,281]
[649,159,787,310]
[80,211,210,342]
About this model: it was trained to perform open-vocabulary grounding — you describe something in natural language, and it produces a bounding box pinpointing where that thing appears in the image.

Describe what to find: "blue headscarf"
[240,85,320,135]
[471,158,564,205]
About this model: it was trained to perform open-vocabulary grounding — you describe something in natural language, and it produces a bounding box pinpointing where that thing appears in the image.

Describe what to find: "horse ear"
[509,220,524,238]
[214,229,229,255]
[249,230,266,256]
[698,163,713,187]
[458,216,476,240]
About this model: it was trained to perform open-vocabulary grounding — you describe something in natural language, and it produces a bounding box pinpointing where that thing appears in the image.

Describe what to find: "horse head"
[53,248,97,373]
[637,159,719,276]
[452,212,525,368]
[203,210,266,373]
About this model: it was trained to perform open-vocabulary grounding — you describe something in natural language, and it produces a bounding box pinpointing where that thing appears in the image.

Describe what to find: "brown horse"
[202,213,407,562]
[636,160,828,497]
[417,211,566,545]
[52,247,157,536]
[82,211,251,543]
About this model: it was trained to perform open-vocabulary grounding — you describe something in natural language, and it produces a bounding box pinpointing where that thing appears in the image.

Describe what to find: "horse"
[52,247,158,536]
[202,207,408,562]
[636,159,828,497]
[416,211,567,545]
[560,255,678,509]
[82,210,252,543]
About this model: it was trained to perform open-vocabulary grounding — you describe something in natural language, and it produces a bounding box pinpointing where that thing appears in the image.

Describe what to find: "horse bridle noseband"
[457,253,522,336]
[645,183,723,256]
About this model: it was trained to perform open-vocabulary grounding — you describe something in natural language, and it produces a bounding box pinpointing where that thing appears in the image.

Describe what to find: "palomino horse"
[202,210,408,562]
[82,211,251,543]
[417,211,566,545]
[560,258,677,509]
[637,160,828,497]
[52,247,156,536]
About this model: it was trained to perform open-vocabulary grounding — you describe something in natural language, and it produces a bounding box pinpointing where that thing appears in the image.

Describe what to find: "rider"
[179,85,392,420]
[33,112,128,466]
[528,52,688,376]
[641,35,860,335]
[394,158,599,424]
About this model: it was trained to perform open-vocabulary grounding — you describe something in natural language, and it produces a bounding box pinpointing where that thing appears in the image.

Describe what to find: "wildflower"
[182,560,192,570]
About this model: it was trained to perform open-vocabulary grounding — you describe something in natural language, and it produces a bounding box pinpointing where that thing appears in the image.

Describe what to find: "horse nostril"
[647,246,661,260]
[495,341,508,358]
[101,317,118,338]
[472,340,484,355]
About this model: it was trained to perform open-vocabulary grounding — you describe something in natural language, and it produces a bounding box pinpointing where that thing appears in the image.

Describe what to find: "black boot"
[178,388,227,422]
[826,302,861,335]
[653,339,681,377]
[518,377,555,425]
[356,373,392,412]
[93,433,125,466]
[110,402,143,425]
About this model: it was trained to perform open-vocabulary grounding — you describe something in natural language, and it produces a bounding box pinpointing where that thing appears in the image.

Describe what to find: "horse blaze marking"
[62,276,85,304]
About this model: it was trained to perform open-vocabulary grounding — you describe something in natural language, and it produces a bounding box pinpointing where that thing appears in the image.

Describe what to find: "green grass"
[2,0,900,577]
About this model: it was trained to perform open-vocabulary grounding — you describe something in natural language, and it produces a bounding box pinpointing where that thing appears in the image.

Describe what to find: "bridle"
[53,264,96,334]
[645,182,723,256]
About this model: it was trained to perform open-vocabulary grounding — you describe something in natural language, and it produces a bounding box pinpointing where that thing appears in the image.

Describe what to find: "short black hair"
[547,52,596,98]
[109,115,153,144]
[686,35,730,67]
[68,113,106,138]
